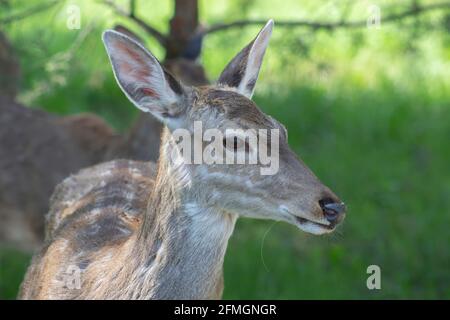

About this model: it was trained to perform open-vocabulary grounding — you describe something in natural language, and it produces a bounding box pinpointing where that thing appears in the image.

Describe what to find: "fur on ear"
[102,30,185,126]
[217,20,273,99]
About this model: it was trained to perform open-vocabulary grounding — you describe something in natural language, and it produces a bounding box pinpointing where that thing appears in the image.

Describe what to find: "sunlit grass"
[222,84,450,299]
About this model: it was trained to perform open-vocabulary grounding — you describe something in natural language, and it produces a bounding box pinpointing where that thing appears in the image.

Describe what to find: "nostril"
[319,198,346,222]
[323,207,339,222]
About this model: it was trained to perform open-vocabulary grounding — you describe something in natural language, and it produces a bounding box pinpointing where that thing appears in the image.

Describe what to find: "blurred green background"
[1,0,449,299]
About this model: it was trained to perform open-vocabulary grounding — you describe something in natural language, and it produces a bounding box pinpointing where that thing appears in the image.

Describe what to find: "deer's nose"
[319,198,346,223]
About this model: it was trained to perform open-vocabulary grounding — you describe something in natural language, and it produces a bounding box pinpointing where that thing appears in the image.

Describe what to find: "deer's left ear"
[217,20,273,99]
[102,30,186,128]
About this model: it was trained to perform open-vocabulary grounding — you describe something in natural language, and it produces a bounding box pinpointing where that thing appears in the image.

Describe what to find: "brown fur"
[19,160,156,299]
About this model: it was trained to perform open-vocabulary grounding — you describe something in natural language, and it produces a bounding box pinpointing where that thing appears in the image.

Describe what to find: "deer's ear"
[103,30,185,127]
[217,20,273,99]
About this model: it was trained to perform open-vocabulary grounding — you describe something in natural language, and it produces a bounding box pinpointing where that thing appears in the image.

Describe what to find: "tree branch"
[0,0,60,25]
[100,0,167,46]
[203,1,450,35]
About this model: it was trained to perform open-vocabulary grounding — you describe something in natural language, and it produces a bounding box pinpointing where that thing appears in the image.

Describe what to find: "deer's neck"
[131,130,237,299]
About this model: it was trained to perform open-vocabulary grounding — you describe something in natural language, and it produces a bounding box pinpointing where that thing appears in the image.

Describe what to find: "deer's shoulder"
[19,159,157,299]
[45,159,156,242]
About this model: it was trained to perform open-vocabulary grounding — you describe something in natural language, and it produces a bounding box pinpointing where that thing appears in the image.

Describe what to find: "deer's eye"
[223,136,249,152]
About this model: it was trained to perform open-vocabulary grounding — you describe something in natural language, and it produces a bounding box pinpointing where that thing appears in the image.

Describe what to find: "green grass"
[0,247,30,299]
[222,84,450,299]
[2,83,449,299]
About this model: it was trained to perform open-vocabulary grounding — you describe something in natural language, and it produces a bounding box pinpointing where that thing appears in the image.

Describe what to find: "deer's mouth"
[293,216,335,235]
[295,216,334,230]
[280,206,335,235]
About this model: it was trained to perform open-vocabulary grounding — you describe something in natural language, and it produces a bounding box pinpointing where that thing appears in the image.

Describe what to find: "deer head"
[102,20,346,235]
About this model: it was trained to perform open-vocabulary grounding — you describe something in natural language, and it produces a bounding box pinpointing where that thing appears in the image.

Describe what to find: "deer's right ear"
[217,20,273,99]
[102,30,185,127]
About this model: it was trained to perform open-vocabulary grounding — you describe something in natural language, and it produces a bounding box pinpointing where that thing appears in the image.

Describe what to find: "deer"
[0,25,205,252]
[18,20,346,300]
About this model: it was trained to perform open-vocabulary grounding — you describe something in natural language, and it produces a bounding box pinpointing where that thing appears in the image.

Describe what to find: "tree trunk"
[0,31,20,99]
[166,0,199,59]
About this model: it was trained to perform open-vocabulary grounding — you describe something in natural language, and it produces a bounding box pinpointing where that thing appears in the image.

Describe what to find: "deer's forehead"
[192,87,274,128]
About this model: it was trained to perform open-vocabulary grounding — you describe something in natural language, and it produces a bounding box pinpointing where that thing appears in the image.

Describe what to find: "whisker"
[260,221,280,272]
